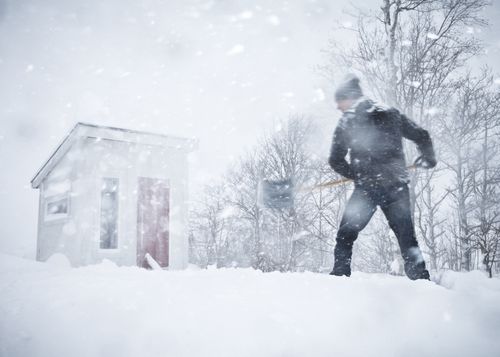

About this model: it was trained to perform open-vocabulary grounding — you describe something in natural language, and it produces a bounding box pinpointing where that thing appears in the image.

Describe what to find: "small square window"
[44,195,70,222]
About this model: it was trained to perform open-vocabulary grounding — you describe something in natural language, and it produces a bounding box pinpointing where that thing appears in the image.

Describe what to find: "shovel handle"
[303,165,418,191]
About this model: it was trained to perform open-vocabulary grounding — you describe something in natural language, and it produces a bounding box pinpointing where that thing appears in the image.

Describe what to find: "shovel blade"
[258,178,294,209]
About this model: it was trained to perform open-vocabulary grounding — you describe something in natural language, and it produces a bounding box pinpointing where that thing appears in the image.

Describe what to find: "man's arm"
[328,125,355,179]
[399,112,437,168]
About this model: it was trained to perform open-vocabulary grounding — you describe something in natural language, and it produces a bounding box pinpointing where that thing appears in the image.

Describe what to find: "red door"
[137,177,170,268]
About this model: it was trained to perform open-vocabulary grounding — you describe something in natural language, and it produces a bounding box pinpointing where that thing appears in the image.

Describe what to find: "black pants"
[331,183,430,280]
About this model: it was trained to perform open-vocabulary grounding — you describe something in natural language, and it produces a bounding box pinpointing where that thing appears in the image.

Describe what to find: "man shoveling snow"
[329,75,436,280]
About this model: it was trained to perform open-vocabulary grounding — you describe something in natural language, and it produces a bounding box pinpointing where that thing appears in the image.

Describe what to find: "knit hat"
[335,74,363,101]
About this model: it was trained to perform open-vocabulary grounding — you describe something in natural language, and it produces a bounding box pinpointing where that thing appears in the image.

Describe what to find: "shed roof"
[31,122,197,189]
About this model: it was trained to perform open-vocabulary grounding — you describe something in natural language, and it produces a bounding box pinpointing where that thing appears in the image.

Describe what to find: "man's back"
[329,97,434,187]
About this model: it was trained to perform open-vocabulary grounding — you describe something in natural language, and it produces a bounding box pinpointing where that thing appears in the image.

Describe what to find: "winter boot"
[330,250,352,277]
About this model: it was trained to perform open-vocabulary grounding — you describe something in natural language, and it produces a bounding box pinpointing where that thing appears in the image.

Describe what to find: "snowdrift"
[1,253,499,357]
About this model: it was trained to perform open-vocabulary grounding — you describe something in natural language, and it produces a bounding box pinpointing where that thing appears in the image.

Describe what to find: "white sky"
[0,0,499,257]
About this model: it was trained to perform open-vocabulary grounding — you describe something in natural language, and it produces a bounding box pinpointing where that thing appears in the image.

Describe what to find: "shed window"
[100,178,119,249]
[44,195,69,221]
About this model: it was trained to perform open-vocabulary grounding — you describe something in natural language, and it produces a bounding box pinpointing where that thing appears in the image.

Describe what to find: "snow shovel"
[258,164,418,210]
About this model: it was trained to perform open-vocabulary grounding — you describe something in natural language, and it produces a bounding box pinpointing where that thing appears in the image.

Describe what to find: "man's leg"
[331,187,376,276]
[380,184,430,280]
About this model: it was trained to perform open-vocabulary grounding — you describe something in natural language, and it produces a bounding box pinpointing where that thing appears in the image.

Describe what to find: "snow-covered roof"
[31,122,197,189]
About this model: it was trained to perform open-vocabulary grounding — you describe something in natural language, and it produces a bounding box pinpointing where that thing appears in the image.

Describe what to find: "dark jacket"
[328,98,435,187]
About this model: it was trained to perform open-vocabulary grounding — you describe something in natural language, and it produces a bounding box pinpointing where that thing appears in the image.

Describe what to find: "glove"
[414,155,437,169]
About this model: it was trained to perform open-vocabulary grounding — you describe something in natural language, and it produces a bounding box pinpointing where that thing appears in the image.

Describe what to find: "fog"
[1,0,499,257]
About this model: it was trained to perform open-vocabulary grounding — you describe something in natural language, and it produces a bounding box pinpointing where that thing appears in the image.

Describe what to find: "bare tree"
[210,115,323,272]
[438,72,497,271]
[415,168,449,270]
[189,182,235,268]
[470,76,500,277]
[255,115,319,271]
[224,150,266,269]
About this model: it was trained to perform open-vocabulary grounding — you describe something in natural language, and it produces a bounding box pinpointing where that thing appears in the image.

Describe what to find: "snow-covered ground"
[1,254,499,357]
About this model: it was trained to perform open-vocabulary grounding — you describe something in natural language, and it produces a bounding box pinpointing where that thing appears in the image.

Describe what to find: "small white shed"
[31,123,196,269]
